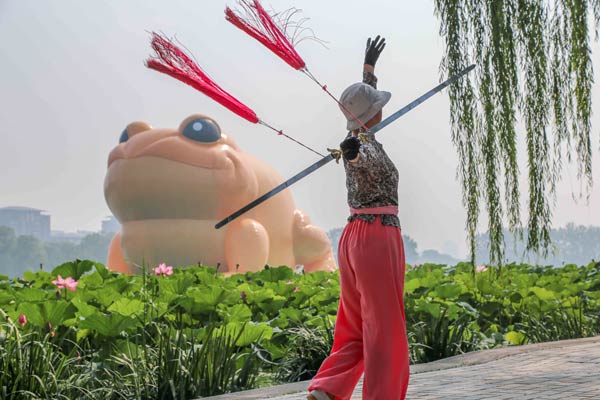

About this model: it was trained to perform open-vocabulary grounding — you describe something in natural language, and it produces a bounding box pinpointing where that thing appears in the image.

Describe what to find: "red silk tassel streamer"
[145,32,259,124]
[224,1,369,131]
[225,0,306,70]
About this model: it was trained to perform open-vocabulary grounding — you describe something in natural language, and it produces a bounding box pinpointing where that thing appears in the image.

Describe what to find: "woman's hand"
[364,35,386,68]
[340,136,361,162]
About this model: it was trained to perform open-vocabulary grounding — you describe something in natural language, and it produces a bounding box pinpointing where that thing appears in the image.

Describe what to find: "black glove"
[340,136,361,161]
[364,35,386,67]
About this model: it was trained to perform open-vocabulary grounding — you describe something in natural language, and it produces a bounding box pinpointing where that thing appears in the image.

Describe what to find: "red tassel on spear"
[225,0,306,70]
[225,0,370,132]
[145,32,324,157]
[145,32,259,124]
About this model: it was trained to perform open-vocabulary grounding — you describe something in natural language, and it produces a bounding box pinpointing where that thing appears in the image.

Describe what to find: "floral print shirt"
[342,71,400,228]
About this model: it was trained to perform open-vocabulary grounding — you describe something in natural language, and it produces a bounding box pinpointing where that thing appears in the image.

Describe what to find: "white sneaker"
[308,389,332,400]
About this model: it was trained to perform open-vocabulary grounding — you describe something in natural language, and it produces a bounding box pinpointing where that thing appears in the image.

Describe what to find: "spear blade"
[215,64,476,229]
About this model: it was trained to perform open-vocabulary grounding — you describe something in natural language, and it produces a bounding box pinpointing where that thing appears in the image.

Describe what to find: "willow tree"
[434,0,600,266]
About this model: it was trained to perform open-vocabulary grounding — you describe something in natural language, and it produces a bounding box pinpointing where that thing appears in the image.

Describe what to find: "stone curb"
[200,335,600,399]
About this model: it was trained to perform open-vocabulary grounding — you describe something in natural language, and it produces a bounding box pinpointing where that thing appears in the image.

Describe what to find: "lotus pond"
[1,260,599,399]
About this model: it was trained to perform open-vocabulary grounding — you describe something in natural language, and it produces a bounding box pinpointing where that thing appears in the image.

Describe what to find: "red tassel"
[225,0,306,70]
[145,32,259,124]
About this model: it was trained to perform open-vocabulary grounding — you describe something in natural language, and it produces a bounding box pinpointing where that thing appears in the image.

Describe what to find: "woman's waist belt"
[349,205,398,215]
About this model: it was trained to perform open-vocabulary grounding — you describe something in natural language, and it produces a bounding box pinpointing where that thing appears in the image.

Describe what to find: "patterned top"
[342,71,400,228]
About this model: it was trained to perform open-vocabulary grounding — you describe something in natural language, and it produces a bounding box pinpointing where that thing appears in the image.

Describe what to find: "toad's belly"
[121,219,226,271]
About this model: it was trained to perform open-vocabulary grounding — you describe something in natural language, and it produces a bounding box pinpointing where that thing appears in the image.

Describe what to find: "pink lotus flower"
[324,278,332,284]
[285,280,294,285]
[476,265,488,273]
[18,314,27,327]
[153,263,174,276]
[52,275,79,291]
[293,286,300,293]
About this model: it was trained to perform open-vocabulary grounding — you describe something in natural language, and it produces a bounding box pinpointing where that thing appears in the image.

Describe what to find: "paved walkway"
[202,335,600,399]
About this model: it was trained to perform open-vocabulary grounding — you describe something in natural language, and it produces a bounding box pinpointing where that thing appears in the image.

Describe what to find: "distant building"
[50,230,95,244]
[0,206,51,241]
[101,215,120,234]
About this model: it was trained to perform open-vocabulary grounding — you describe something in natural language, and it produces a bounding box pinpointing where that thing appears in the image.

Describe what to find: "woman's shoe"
[307,389,335,400]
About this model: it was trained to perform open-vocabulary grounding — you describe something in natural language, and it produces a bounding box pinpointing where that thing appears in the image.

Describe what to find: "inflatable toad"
[104,114,337,275]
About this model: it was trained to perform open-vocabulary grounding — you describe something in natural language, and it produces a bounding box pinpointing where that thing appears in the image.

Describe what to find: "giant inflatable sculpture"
[104,114,337,274]
[105,0,472,275]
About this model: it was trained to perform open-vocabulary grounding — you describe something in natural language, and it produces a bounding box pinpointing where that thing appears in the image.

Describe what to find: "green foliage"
[1,260,600,398]
[433,0,600,266]
[51,259,98,281]
[404,261,600,361]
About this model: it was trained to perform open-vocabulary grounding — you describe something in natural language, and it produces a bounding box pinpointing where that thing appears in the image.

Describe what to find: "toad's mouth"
[104,156,229,223]
[108,135,235,170]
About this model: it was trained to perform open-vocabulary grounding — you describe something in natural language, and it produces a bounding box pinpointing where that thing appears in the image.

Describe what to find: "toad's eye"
[182,118,221,143]
[119,129,128,143]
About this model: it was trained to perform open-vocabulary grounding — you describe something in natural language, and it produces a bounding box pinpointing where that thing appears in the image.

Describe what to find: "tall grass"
[515,296,600,343]
[0,309,265,399]
[274,319,334,383]
[94,322,264,399]
[408,309,482,363]
[0,313,93,399]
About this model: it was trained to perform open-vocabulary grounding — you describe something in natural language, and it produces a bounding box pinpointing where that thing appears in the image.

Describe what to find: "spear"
[215,64,476,229]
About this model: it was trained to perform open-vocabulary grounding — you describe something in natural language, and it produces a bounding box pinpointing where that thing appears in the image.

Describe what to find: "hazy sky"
[1,0,599,259]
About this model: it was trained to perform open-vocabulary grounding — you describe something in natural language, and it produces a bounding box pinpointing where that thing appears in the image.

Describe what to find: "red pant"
[308,217,410,399]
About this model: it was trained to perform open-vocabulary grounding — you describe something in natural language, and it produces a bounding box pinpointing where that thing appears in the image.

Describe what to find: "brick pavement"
[202,336,600,399]
[402,340,600,399]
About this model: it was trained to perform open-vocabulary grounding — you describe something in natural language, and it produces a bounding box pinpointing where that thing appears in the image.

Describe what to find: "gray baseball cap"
[338,82,391,131]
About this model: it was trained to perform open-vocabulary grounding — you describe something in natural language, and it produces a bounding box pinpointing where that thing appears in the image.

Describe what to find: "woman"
[307,35,410,400]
